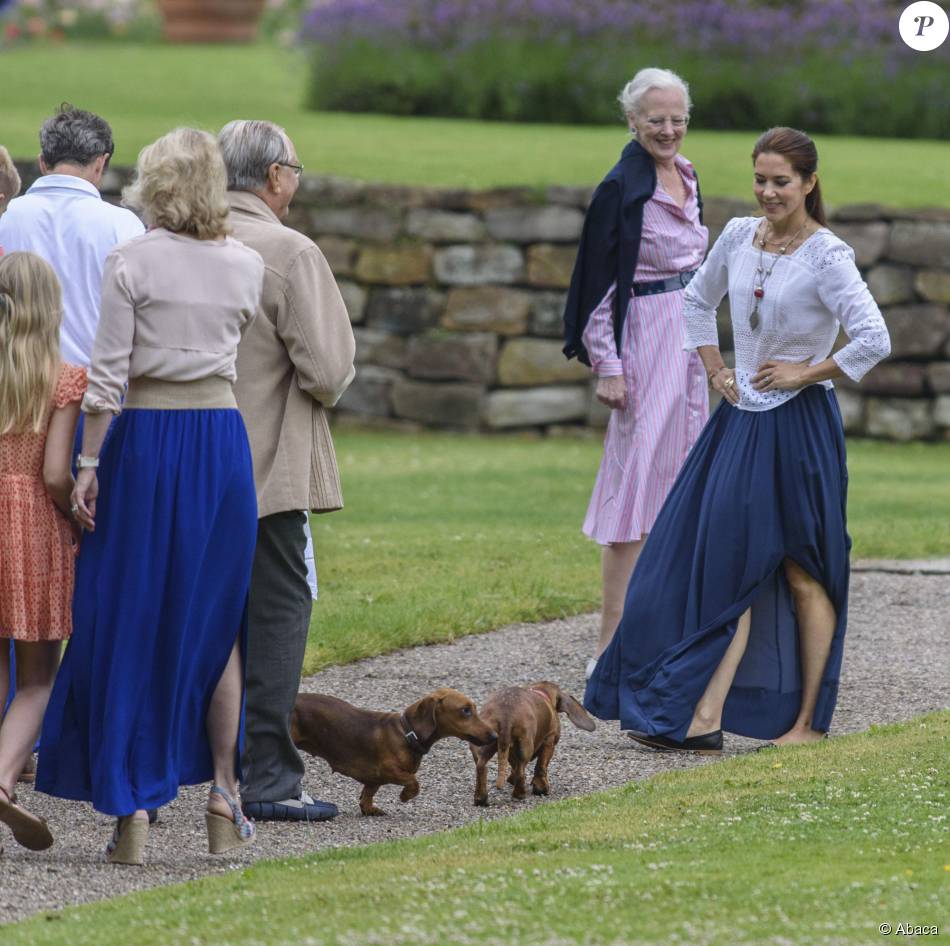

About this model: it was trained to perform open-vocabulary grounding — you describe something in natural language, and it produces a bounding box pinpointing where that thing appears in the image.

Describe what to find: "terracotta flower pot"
[158,0,267,44]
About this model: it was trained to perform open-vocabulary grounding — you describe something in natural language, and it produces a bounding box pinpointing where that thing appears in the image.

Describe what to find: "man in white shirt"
[0,105,144,365]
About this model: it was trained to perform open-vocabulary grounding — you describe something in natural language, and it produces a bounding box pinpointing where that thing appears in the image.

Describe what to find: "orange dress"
[0,364,87,641]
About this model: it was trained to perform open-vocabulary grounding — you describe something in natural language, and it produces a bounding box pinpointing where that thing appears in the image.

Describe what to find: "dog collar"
[399,713,433,755]
[528,687,553,705]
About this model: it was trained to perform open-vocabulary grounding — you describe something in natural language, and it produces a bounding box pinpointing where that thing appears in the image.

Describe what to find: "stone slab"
[859,362,927,397]
[496,338,590,386]
[365,288,444,335]
[391,379,484,428]
[526,244,576,289]
[355,245,434,285]
[887,221,950,268]
[484,206,584,243]
[338,280,367,324]
[865,397,934,441]
[407,332,498,383]
[883,304,950,359]
[353,327,409,370]
[310,207,402,242]
[318,236,359,279]
[433,245,524,285]
[916,270,950,304]
[834,387,865,434]
[927,362,950,393]
[406,209,487,243]
[483,385,588,428]
[530,291,568,338]
[442,287,532,334]
[866,265,916,307]
[832,222,889,268]
[336,366,402,417]
[935,394,950,428]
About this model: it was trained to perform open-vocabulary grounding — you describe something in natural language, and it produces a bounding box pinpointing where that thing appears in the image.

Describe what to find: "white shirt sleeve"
[113,208,146,245]
[815,245,892,382]
[682,218,742,351]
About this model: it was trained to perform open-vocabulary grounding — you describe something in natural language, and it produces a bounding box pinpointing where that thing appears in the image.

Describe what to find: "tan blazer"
[228,191,355,517]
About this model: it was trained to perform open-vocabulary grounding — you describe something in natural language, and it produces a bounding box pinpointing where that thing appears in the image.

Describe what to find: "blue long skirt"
[36,408,257,815]
[584,386,850,741]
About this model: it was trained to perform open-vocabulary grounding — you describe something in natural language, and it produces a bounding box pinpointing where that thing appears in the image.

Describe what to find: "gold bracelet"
[707,366,727,385]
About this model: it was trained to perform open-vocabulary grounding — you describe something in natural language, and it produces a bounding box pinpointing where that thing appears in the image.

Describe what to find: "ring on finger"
[70,503,79,514]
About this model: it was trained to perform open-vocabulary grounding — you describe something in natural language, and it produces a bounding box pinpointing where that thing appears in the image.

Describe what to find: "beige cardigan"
[228,192,355,517]
[83,228,264,414]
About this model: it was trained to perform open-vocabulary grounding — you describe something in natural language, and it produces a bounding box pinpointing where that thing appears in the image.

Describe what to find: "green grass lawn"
[8,710,948,945]
[306,432,950,673]
[2,42,948,204]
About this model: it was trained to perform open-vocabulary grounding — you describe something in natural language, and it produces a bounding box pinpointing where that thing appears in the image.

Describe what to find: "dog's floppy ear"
[556,690,596,732]
[429,692,444,730]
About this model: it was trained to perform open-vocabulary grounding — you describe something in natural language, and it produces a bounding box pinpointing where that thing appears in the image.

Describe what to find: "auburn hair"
[752,127,827,227]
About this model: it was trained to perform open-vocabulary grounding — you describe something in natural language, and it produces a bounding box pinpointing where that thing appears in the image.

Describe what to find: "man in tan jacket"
[219,120,355,822]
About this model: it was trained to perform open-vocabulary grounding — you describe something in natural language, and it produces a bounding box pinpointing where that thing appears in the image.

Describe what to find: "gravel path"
[2,569,948,926]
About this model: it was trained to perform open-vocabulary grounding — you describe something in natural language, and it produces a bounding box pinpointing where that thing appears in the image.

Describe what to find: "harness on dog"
[399,713,434,755]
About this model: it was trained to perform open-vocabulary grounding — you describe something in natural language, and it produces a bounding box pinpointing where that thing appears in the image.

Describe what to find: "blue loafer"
[242,791,338,822]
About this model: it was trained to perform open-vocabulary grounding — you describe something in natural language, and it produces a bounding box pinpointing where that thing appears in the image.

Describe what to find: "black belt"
[633,270,697,297]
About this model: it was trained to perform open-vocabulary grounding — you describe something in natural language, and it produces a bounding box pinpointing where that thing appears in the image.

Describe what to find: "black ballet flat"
[626,729,723,755]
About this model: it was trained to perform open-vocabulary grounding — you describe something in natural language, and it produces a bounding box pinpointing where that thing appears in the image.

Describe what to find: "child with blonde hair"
[0,251,86,851]
[0,145,21,220]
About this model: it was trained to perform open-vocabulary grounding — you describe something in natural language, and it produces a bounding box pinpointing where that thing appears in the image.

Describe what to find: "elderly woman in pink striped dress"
[563,68,710,675]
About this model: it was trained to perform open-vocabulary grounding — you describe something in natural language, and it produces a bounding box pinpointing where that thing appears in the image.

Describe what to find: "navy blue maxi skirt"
[36,408,257,816]
[584,386,851,741]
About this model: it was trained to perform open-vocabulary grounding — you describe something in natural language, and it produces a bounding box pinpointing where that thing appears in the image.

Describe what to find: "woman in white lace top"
[585,127,890,753]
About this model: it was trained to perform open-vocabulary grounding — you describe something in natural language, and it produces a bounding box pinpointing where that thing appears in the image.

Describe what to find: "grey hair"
[39,104,114,168]
[618,68,691,120]
[218,120,293,192]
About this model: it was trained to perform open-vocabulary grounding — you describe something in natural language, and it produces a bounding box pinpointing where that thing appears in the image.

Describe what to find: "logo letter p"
[915,14,935,35]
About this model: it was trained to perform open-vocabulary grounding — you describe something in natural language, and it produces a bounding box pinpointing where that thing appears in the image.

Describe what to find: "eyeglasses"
[645,116,689,129]
[279,162,304,177]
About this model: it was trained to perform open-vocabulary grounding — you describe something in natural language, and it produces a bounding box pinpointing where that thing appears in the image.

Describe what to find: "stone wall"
[295,179,950,441]
[16,162,950,440]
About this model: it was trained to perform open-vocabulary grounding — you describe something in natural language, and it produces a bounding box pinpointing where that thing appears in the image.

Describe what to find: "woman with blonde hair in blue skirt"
[36,127,265,863]
[585,127,891,751]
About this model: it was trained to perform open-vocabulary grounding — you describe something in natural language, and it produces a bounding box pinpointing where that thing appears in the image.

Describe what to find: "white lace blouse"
[682,216,891,412]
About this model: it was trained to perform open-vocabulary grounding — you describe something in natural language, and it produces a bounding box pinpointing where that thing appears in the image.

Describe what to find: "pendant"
[753,287,764,299]
[750,303,760,331]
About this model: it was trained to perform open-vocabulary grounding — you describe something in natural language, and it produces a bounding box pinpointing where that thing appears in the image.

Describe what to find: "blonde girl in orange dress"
[0,251,86,852]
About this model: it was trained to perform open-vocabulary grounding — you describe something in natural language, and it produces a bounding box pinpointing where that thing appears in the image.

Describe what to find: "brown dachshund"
[470,681,595,806]
[291,687,496,816]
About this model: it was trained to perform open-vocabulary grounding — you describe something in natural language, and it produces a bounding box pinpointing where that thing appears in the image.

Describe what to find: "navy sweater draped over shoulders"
[562,139,703,366]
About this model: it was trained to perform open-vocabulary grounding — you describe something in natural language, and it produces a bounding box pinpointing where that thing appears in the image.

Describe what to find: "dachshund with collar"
[291,688,496,816]
[470,681,595,806]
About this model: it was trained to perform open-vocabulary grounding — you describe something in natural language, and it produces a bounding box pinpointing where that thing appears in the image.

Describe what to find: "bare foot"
[770,727,827,746]
[207,788,240,820]
[686,718,720,739]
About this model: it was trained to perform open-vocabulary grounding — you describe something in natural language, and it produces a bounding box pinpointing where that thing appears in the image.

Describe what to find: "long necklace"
[750,219,809,331]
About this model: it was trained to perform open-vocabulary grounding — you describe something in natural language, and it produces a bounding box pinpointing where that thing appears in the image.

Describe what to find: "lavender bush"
[301,0,949,138]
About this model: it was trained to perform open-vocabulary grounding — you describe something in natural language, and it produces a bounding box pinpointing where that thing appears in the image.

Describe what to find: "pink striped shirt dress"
[582,155,709,545]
